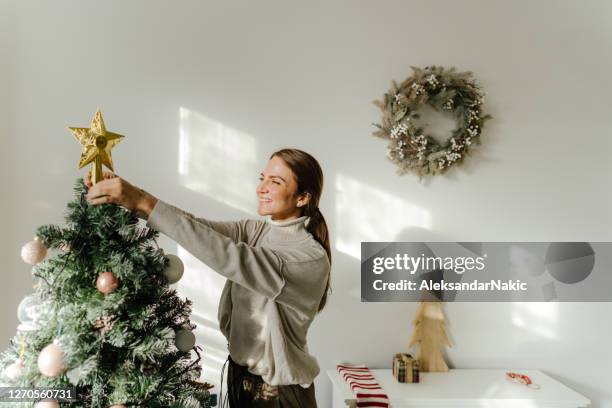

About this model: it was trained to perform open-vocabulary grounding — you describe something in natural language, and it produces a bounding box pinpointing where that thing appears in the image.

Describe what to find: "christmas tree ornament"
[17,294,43,332]
[109,405,127,408]
[35,401,60,408]
[37,343,67,377]
[17,294,37,323]
[163,254,184,284]
[174,326,196,352]
[68,109,124,185]
[2,358,24,380]
[96,271,119,294]
[21,237,47,265]
[17,319,38,333]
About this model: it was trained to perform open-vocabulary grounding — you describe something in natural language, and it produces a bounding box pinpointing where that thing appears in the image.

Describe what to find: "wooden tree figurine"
[408,301,452,372]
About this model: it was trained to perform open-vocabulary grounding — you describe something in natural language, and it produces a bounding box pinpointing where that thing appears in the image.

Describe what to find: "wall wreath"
[372,66,491,177]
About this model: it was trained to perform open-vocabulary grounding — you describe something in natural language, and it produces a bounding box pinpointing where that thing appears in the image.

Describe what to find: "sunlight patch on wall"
[511,302,559,341]
[334,174,432,259]
[179,107,258,214]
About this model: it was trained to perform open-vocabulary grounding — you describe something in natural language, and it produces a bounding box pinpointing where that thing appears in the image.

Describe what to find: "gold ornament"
[68,109,124,185]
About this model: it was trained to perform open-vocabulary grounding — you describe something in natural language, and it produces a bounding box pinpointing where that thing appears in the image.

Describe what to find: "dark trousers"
[226,355,317,408]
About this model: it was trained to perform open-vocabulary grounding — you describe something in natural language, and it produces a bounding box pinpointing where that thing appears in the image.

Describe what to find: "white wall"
[4,0,612,406]
[1,0,17,346]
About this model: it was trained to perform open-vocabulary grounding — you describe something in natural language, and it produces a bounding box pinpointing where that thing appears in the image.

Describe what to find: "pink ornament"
[3,358,24,380]
[96,271,119,294]
[108,405,127,408]
[37,343,66,377]
[35,401,59,408]
[21,238,47,265]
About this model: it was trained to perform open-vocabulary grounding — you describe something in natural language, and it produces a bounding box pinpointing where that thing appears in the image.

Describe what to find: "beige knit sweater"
[146,200,330,387]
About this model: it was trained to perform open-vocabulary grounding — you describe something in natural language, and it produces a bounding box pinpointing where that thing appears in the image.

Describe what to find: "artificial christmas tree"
[0,179,214,407]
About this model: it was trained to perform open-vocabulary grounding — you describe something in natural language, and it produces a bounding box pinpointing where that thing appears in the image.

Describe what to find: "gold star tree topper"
[68,109,124,185]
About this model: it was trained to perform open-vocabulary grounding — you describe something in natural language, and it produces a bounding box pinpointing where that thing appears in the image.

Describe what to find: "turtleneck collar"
[265,215,310,242]
[267,215,308,227]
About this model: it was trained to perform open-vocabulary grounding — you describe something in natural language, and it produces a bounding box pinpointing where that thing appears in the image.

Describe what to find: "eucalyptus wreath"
[372,66,492,177]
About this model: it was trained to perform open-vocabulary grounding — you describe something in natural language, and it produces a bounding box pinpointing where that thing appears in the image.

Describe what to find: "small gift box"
[392,353,420,383]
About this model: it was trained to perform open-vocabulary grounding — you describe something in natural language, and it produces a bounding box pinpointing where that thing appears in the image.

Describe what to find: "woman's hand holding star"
[85,171,158,218]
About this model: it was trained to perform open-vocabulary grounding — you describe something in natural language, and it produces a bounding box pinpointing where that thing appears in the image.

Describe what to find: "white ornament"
[3,358,24,380]
[37,343,66,377]
[35,401,59,408]
[17,295,37,323]
[174,327,196,352]
[17,294,45,332]
[21,238,47,265]
[163,255,184,284]
[17,321,38,332]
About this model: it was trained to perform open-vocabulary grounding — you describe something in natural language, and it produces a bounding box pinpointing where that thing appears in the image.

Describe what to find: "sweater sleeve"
[146,200,286,299]
[139,200,258,244]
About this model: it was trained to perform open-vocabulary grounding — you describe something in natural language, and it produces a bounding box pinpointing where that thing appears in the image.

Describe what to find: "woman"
[86,148,331,408]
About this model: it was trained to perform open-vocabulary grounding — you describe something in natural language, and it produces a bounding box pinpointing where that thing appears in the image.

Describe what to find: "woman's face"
[257,156,307,221]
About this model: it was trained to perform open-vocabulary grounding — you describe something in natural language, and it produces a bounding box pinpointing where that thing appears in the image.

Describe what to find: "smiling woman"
[86,148,332,408]
[257,155,310,221]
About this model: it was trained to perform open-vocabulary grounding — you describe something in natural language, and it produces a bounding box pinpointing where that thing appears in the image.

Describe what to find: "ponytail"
[305,206,332,312]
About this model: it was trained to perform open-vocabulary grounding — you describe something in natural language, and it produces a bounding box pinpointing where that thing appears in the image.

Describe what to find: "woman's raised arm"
[85,171,261,243]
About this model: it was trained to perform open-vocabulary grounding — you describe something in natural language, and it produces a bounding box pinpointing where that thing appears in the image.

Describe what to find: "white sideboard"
[327,368,590,408]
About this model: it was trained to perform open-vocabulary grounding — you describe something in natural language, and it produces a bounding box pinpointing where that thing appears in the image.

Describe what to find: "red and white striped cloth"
[336,363,390,407]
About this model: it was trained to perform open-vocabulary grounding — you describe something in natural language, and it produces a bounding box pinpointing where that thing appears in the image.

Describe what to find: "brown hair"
[270,148,331,312]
